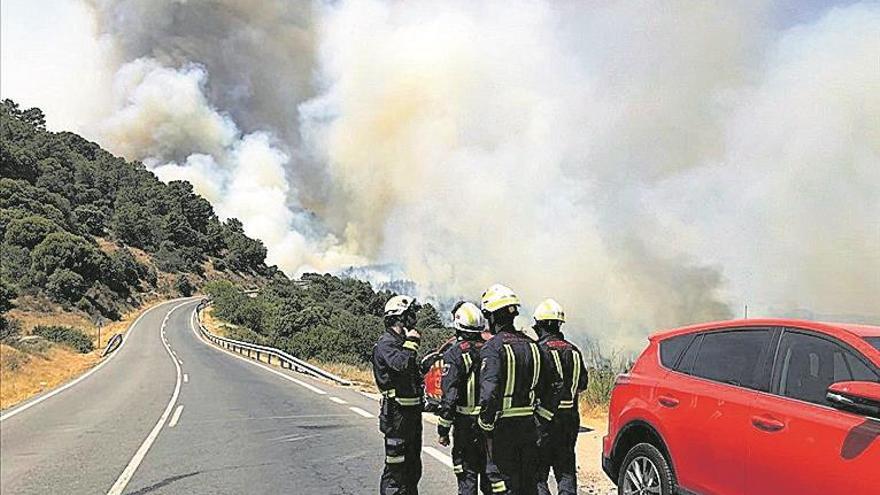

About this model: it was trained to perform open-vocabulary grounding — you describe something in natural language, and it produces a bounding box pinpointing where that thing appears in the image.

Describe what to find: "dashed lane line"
[348,406,374,418]
[169,405,184,428]
[329,396,347,405]
[183,373,189,383]
[105,300,190,495]
[422,446,454,468]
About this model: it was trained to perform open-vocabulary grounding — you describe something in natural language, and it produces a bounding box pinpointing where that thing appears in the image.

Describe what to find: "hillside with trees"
[1,99,280,408]
[1,99,274,325]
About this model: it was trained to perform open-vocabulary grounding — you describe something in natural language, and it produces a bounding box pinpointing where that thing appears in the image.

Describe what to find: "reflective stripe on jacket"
[478,327,563,432]
[537,333,588,410]
[373,330,422,407]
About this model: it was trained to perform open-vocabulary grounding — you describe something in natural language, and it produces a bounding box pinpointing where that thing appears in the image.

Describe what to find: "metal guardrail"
[194,299,352,386]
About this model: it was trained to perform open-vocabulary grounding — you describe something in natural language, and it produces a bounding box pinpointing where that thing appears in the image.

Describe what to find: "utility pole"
[744,304,749,319]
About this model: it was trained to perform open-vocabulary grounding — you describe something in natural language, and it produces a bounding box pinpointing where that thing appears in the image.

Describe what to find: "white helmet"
[480,284,521,313]
[384,295,417,318]
[452,302,485,333]
[533,298,565,322]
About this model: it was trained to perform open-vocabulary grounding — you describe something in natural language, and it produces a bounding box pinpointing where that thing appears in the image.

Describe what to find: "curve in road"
[1,299,457,494]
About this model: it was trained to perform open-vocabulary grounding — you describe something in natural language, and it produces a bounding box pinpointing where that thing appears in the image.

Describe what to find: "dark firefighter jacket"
[537,332,588,411]
[477,326,563,433]
[437,337,484,436]
[373,329,423,407]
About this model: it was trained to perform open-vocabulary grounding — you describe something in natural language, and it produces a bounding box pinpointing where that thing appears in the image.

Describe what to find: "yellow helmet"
[480,284,520,313]
[452,302,485,333]
[384,295,417,318]
[533,298,565,322]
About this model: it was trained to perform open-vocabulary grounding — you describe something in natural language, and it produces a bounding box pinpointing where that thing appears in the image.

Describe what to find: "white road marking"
[106,300,190,495]
[348,406,374,418]
[189,311,327,396]
[359,391,382,401]
[276,433,321,443]
[329,396,347,405]
[183,373,189,383]
[169,405,184,428]
[0,297,196,423]
[422,446,454,468]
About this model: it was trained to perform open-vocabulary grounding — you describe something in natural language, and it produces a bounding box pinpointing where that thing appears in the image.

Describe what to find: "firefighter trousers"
[486,416,538,495]
[380,401,423,495]
[536,410,579,495]
[452,416,491,495]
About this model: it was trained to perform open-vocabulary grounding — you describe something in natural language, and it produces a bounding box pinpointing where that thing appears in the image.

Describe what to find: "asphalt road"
[0,299,457,494]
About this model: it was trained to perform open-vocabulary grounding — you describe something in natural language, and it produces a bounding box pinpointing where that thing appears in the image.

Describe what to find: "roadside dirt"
[577,409,617,494]
[0,301,160,410]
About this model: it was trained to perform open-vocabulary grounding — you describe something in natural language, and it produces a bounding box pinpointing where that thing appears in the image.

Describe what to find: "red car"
[602,319,880,495]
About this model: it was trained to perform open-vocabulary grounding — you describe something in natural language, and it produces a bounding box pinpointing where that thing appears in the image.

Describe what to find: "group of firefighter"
[372,283,588,495]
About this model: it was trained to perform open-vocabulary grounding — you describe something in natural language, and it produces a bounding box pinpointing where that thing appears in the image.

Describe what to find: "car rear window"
[866,337,880,351]
[659,334,695,369]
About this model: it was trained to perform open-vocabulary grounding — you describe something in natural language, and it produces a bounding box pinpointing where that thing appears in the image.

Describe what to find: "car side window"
[675,334,702,374]
[773,331,879,407]
[691,329,771,389]
[659,334,695,369]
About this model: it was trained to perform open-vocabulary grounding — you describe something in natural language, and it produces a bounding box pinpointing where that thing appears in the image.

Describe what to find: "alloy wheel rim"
[623,456,661,495]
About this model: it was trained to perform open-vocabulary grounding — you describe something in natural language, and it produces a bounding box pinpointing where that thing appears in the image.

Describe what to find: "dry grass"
[311,361,377,393]
[0,344,99,409]
[580,394,610,426]
[0,302,158,411]
[200,306,234,338]
[7,298,94,331]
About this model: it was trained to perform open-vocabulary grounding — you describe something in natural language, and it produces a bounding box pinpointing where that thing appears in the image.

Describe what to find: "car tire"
[617,442,675,495]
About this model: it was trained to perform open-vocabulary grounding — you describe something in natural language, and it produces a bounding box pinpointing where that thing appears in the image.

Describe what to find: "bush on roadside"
[1,347,30,371]
[14,337,53,356]
[1,317,22,343]
[174,274,195,297]
[32,325,94,353]
[580,340,633,408]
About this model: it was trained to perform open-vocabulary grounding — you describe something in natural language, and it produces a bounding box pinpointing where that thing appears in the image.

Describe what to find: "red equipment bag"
[420,337,457,413]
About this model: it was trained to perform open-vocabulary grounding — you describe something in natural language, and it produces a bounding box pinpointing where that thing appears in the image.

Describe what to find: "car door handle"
[658,395,679,408]
[751,415,785,432]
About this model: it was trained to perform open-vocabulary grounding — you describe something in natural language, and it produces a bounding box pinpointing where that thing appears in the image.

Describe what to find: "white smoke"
[102,57,365,273]
[3,0,878,348]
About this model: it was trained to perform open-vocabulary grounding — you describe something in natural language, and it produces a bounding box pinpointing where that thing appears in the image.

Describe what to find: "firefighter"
[437,302,490,495]
[373,295,424,495]
[477,285,563,495]
[532,299,588,495]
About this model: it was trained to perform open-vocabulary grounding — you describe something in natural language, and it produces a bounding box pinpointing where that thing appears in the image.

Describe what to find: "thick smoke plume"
[3,0,878,348]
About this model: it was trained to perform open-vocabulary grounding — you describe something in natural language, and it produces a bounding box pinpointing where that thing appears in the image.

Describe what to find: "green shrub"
[1,317,22,343]
[581,340,633,407]
[174,274,194,296]
[46,269,88,303]
[3,215,60,249]
[32,325,94,353]
[14,337,52,355]
[208,276,455,367]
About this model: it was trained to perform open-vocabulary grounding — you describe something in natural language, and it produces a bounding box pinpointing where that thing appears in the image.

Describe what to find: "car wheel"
[617,442,675,495]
